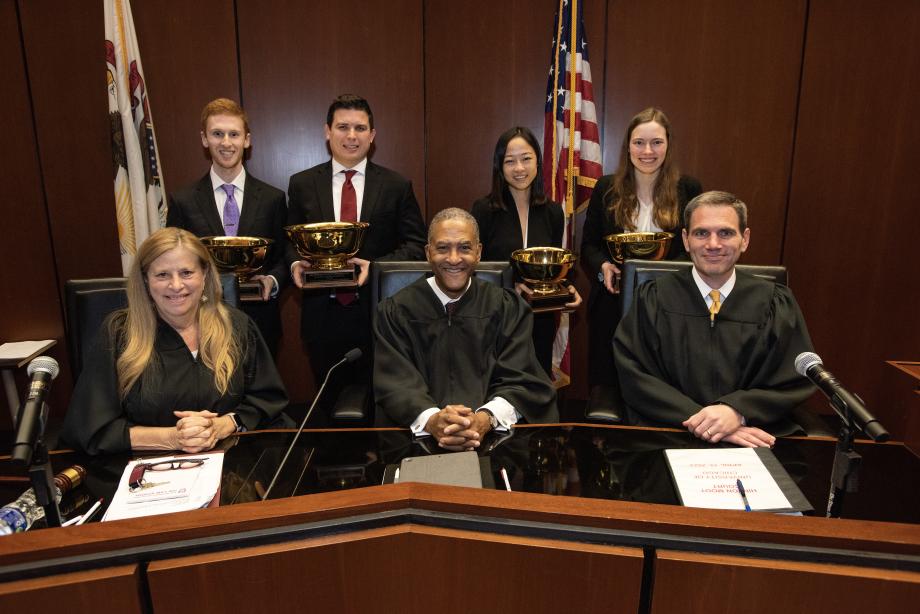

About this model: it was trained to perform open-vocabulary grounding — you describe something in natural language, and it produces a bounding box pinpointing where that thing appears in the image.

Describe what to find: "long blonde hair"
[112,227,240,399]
[605,107,681,231]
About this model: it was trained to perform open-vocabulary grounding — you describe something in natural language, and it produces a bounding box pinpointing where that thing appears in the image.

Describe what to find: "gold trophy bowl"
[604,231,674,292]
[510,247,577,312]
[200,236,273,302]
[604,231,674,263]
[285,221,370,288]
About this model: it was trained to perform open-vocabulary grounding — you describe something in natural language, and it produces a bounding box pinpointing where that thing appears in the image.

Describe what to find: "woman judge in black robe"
[580,108,702,403]
[62,228,288,455]
[471,126,582,376]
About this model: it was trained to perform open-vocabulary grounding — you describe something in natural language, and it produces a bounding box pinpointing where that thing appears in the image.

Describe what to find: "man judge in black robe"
[374,208,558,451]
[614,191,815,446]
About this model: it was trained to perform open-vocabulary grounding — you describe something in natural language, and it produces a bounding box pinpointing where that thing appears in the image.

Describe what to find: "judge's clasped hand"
[682,403,775,448]
[173,410,236,453]
[425,405,492,451]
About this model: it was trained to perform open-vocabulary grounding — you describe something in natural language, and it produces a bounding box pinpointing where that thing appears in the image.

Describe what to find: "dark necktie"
[340,170,357,222]
[445,302,458,318]
[221,184,239,236]
[336,170,358,306]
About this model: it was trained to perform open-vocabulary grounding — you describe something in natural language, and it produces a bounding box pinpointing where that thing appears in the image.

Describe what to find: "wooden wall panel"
[131,0,241,191]
[603,0,807,264]
[0,564,142,613]
[424,0,607,215]
[651,550,920,614]
[0,0,68,427]
[236,0,425,401]
[18,0,120,282]
[784,0,920,436]
[148,524,644,614]
[236,0,425,201]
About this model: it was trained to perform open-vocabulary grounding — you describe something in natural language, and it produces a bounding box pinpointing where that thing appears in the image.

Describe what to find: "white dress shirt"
[209,166,246,226]
[635,197,665,233]
[331,158,368,220]
[691,266,737,306]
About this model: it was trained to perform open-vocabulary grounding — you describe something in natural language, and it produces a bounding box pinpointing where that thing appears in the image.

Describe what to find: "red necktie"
[336,170,358,306]
[340,170,357,222]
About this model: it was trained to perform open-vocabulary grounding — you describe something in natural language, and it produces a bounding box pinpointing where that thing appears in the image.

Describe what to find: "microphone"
[12,356,60,466]
[261,348,363,500]
[794,352,889,442]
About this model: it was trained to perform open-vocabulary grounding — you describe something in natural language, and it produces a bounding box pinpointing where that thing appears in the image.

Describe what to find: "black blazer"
[286,160,426,340]
[167,172,289,286]
[580,174,702,278]
[470,196,564,261]
[286,160,426,264]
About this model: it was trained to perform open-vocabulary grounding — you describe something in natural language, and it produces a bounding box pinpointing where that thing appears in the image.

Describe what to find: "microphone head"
[27,355,60,379]
[344,348,363,363]
[794,352,822,377]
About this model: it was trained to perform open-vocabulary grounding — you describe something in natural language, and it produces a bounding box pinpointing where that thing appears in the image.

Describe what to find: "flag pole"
[565,0,579,226]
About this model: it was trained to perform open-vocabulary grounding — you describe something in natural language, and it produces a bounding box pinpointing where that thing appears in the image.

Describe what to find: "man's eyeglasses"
[129,458,207,491]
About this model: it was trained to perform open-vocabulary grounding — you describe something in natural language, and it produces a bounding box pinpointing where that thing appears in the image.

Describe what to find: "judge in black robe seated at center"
[373,208,558,451]
[62,227,289,455]
[614,191,815,445]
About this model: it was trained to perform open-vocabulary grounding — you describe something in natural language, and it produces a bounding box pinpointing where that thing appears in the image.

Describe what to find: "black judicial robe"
[373,276,558,427]
[61,308,289,455]
[613,268,815,435]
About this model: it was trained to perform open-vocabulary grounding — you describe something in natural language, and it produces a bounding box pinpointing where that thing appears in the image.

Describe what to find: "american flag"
[105,0,166,274]
[543,0,602,387]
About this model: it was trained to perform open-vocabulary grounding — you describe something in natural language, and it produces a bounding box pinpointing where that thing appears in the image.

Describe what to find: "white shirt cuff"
[411,407,440,435]
[477,397,519,432]
[268,275,279,298]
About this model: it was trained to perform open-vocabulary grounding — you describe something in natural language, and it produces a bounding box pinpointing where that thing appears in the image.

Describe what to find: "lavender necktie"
[221,184,240,236]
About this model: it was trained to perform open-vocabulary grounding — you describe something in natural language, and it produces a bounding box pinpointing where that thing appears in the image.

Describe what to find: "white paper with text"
[665,448,791,511]
[103,452,223,521]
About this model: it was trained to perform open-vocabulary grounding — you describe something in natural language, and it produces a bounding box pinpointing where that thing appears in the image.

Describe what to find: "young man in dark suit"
[286,95,426,421]
[167,98,289,356]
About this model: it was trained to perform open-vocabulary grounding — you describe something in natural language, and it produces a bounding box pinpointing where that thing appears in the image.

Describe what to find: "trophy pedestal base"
[301,266,359,289]
[525,288,573,313]
[239,281,264,302]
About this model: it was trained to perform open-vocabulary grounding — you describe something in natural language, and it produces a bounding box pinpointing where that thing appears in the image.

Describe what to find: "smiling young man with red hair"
[167,98,288,356]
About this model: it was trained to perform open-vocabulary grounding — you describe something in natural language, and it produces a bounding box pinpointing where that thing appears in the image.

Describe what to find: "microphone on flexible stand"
[261,348,363,500]
[794,352,888,518]
[12,356,60,466]
[794,352,888,442]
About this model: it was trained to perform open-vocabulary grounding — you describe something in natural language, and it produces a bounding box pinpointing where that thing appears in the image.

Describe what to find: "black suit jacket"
[167,172,289,285]
[167,172,289,354]
[286,160,426,342]
[470,196,564,261]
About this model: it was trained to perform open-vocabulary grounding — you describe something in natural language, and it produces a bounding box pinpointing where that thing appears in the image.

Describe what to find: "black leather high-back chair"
[370,260,513,322]
[64,273,240,378]
[598,259,831,436]
[65,278,129,378]
[620,259,787,313]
